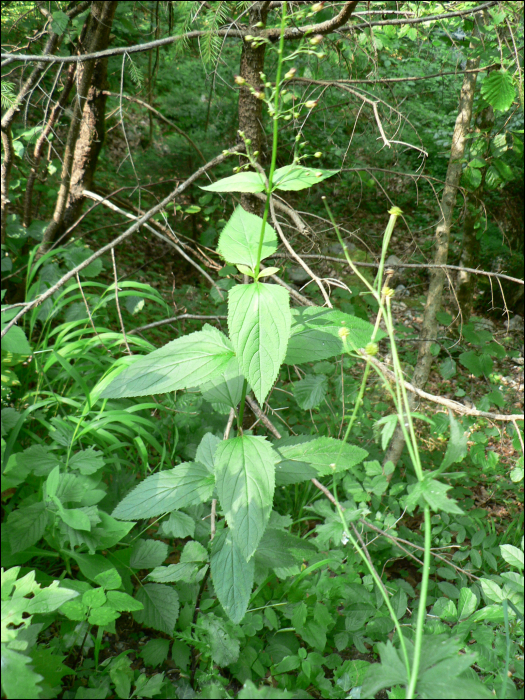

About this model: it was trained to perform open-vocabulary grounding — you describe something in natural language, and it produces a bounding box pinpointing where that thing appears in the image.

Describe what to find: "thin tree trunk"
[36,1,118,259]
[457,99,495,319]
[1,1,90,241]
[384,21,482,469]
[237,3,270,216]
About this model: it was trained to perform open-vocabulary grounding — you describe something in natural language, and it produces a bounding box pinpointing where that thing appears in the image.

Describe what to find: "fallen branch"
[364,352,524,422]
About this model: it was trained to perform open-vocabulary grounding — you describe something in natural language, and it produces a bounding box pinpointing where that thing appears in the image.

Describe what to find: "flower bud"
[338,327,350,339]
[253,91,265,100]
[234,75,246,85]
[285,68,296,80]
[244,35,253,41]
[314,152,322,158]
[312,2,325,11]
[383,286,395,299]
[365,342,378,356]
[304,100,318,109]
[309,34,323,45]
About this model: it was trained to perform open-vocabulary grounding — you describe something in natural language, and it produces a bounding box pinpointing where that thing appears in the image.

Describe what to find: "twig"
[245,396,281,439]
[270,253,524,286]
[75,272,111,355]
[364,352,524,422]
[83,190,225,300]
[111,249,131,355]
[224,408,236,439]
[128,314,227,335]
[268,197,333,307]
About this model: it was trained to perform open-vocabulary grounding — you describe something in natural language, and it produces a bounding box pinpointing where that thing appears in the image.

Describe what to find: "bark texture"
[237,3,270,216]
[36,1,118,258]
[1,1,90,241]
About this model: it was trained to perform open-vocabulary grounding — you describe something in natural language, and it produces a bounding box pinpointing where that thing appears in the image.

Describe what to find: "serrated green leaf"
[200,171,266,193]
[100,325,236,398]
[457,587,478,619]
[440,412,468,471]
[293,374,328,410]
[285,307,382,364]
[272,164,339,191]
[6,502,47,554]
[112,462,215,520]
[1,325,32,355]
[133,584,179,635]
[481,70,516,111]
[420,478,464,514]
[254,527,317,571]
[273,436,368,477]
[499,544,523,570]
[218,206,277,268]
[211,529,254,624]
[147,562,201,584]
[160,511,196,538]
[439,357,456,379]
[228,283,291,405]
[140,638,170,667]
[107,591,143,612]
[215,436,276,560]
[200,359,245,412]
[130,539,168,569]
[458,350,493,377]
[200,614,240,666]
[1,647,44,699]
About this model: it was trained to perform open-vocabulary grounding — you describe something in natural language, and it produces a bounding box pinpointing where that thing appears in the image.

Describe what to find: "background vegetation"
[1,2,523,699]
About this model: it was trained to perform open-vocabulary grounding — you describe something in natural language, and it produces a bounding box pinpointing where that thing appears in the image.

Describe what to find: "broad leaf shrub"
[2,4,524,699]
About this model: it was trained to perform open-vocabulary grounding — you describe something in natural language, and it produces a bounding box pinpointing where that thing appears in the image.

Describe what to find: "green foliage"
[1,2,523,699]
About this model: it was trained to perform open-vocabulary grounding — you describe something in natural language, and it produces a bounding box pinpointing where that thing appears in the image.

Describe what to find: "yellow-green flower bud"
[383,286,395,298]
[338,327,350,339]
[365,342,378,356]
[305,100,318,109]
[388,206,403,216]
[314,152,322,158]
[285,68,297,80]
[310,34,323,45]
[234,75,246,85]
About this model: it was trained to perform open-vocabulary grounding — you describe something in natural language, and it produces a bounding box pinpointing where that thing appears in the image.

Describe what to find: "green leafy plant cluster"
[1,3,523,699]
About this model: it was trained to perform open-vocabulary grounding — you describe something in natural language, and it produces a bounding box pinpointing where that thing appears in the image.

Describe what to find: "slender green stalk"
[406,505,432,698]
[324,198,436,695]
[238,3,288,422]
[253,2,287,279]
[342,525,412,681]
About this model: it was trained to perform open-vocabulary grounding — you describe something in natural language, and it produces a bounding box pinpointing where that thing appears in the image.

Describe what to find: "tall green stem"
[253,2,287,279]
[237,3,288,422]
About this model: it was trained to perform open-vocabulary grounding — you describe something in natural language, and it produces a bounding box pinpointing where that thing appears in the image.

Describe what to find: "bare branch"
[347,1,498,32]
[270,253,525,286]
[365,353,524,422]
[1,148,243,340]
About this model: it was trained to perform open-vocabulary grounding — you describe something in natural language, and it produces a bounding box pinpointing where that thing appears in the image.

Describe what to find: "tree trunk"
[36,1,118,259]
[384,21,482,469]
[1,1,90,241]
[237,3,270,216]
[457,102,495,320]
